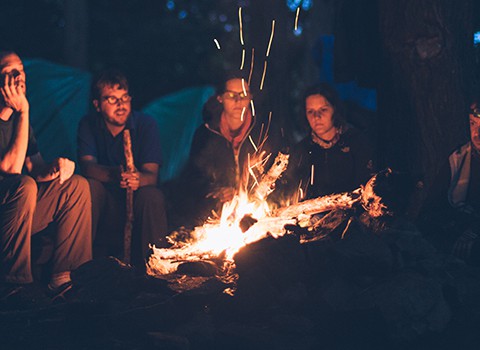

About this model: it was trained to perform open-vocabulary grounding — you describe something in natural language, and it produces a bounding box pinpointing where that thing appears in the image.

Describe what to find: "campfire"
[145,152,384,279]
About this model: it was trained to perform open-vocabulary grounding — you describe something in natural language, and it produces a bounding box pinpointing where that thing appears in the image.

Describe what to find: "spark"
[250,154,270,169]
[238,7,244,46]
[248,135,258,152]
[248,48,255,85]
[257,123,264,146]
[294,7,300,31]
[266,20,275,57]
[260,61,268,90]
[213,39,221,50]
[241,78,247,96]
[247,153,260,187]
[310,164,315,186]
[250,99,256,116]
[240,106,246,122]
[240,48,246,70]
[299,187,304,200]
[266,111,272,135]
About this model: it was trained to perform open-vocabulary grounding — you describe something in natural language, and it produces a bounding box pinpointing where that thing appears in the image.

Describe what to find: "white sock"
[49,272,71,290]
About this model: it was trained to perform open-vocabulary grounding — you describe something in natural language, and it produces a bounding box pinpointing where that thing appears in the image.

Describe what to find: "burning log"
[147,160,395,282]
[274,189,361,219]
[251,152,289,202]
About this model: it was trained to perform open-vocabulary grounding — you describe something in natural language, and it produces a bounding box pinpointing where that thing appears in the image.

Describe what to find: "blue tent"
[142,86,214,181]
[25,59,91,163]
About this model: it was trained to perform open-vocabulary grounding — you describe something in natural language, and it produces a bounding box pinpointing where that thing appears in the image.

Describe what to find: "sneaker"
[0,284,24,301]
[48,281,74,303]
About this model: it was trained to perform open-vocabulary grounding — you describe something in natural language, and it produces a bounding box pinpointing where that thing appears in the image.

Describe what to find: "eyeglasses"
[102,94,132,105]
[470,107,480,118]
[223,90,251,101]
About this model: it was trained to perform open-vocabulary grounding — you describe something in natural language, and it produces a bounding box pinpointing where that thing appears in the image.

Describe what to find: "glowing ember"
[240,48,246,70]
[238,7,244,46]
[248,48,255,85]
[266,20,275,57]
[294,7,300,31]
[250,99,256,116]
[310,164,315,186]
[361,169,393,217]
[248,135,258,152]
[260,61,267,90]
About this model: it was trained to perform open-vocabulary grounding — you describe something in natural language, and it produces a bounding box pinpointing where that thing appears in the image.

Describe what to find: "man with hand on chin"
[0,51,92,304]
[77,70,168,267]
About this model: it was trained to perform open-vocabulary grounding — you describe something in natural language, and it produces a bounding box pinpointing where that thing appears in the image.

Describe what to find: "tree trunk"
[63,0,88,69]
[377,0,474,214]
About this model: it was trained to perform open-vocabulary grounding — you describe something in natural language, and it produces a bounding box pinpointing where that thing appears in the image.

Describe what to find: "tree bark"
[377,0,474,214]
[63,0,88,69]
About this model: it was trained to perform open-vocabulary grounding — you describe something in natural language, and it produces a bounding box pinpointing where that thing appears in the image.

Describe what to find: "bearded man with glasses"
[418,99,480,266]
[77,70,168,268]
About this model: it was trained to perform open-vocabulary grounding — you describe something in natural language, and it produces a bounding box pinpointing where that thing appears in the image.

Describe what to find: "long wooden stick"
[123,129,135,264]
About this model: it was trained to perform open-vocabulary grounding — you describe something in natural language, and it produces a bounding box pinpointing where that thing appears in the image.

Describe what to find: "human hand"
[52,157,75,184]
[207,187,235,203]
[120,170,140,191]
[0,71,28,113]
[452,228,478,260]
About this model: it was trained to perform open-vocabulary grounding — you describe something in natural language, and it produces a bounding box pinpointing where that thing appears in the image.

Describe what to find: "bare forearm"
[139,171,158,187]
[0,110,29,174]
[81,161,119,183]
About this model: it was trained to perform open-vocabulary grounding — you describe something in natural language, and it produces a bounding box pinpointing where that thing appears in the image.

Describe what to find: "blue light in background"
[293,25,303,36]
[302,0,312,10]
[224,24,233,32]
[475,31,480,45]
[166,0,175,11]
[178,10,187,19]
[287,0,313,12]
[287,0,301,12]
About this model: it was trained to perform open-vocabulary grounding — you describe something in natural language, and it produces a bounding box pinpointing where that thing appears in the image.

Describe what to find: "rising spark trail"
[295,7,301,31]
[260,61,268,90]
[310,164,315,186]
[248,48,255,85]
[266,20,275,57]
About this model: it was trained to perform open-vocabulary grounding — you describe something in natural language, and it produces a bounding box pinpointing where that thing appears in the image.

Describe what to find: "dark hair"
[202,95,223,123]
[91,69,129,101]
[214,70,250,96]
[0,50,18,66]
[302,83,346,130]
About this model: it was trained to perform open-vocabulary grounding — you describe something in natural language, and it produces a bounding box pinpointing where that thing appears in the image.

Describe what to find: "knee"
[64,175,90,201]
[13,175,37,202]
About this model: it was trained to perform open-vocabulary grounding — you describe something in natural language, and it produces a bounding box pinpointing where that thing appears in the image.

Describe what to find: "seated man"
[418,98,480,265]
[77,70,168,267]
[0,51,92,302]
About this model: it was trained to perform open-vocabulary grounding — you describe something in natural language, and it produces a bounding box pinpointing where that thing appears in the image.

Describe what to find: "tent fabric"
[25,59,91,163]
[23,58,213,182]
[142,86,214,181]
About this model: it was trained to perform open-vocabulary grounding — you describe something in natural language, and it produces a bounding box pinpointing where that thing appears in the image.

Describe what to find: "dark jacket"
[279,126,374,201]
